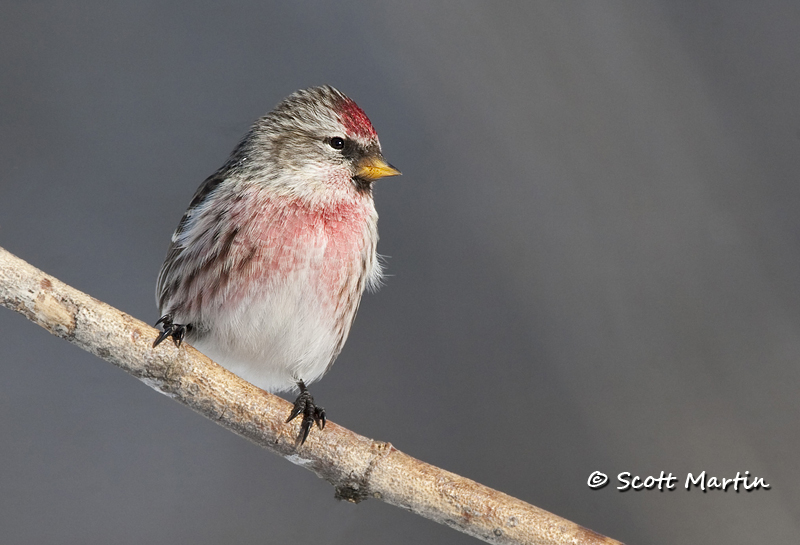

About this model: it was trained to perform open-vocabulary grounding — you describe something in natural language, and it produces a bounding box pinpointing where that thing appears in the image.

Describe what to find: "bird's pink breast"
[222,190,373,309]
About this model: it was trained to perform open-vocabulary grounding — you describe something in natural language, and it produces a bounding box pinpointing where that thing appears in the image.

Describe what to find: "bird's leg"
[153,314,189,348]
[286,380,326,446]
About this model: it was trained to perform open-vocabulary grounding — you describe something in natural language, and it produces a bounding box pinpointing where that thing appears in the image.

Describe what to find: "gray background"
[1,2,798,543]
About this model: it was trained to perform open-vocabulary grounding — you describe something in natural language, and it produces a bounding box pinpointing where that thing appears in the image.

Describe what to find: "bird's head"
[245,86,400,198]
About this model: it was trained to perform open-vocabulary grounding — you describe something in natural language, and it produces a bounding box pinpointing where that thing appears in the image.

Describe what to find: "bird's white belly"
[192,266,343,393]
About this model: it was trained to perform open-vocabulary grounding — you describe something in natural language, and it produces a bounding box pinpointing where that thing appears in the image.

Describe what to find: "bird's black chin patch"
[352,176,373,194]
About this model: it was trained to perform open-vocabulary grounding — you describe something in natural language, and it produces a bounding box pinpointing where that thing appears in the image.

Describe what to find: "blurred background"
[1,2,799,543]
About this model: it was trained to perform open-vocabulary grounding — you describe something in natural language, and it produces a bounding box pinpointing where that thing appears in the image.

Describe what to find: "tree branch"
[0,245,622,545]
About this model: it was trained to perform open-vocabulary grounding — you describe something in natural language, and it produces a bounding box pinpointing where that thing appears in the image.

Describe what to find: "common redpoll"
[153,86,399,444]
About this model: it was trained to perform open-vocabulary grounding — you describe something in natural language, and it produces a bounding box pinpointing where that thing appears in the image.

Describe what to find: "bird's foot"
[286,380,326,446]
[153,314,189,348]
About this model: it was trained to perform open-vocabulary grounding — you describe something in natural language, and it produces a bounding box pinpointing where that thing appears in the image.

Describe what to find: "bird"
[153,85,399,445]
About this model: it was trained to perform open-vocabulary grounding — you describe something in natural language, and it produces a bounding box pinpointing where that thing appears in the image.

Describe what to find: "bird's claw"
[153,314,188,348]
[286,380,326,446]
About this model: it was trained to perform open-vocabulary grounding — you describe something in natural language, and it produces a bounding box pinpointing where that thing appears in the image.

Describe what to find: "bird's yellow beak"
[356,156,401,181]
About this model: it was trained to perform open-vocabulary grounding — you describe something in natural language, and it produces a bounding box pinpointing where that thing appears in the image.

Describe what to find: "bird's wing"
[155,170,227,311]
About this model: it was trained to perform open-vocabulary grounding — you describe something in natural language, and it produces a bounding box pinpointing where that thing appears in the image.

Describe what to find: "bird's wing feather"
[155,170,227,311]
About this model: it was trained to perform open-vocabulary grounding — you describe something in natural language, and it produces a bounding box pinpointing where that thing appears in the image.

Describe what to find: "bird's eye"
[329,137,345,150]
